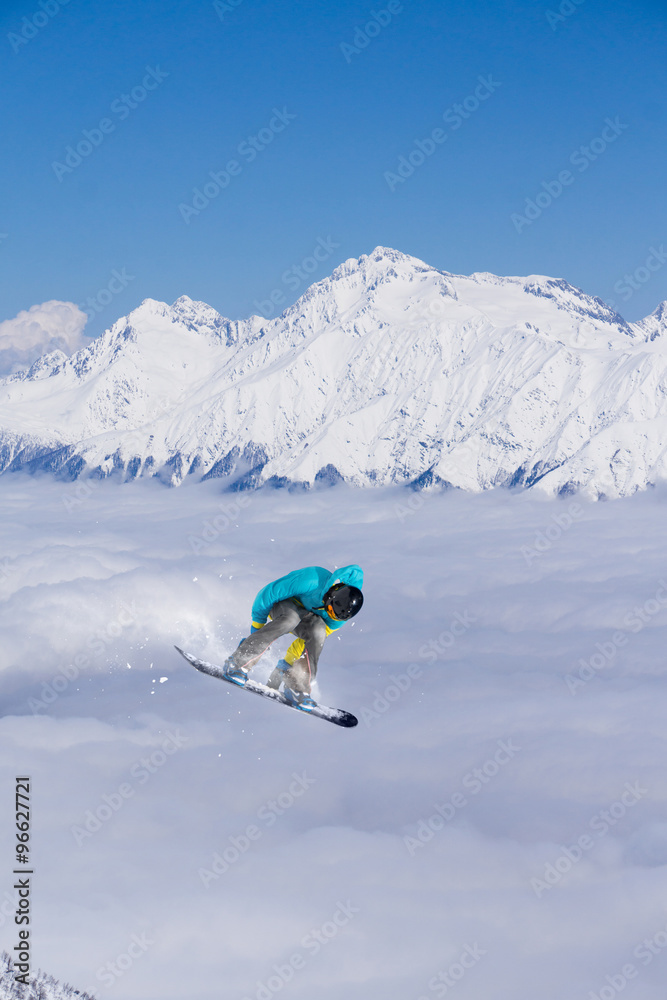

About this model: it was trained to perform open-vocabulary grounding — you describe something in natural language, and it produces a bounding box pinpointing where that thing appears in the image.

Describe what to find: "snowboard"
[174,646,358,728]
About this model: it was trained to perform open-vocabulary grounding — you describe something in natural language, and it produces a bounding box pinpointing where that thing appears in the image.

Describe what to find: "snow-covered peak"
[335,244,421,276]
[444,270,633,348]
[632,300,667,342]
[6,348,68,383]
[1,247,667,498]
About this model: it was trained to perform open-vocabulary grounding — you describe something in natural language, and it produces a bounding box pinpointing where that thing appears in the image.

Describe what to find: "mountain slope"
[0,952,96,999]
[1,246,666,498]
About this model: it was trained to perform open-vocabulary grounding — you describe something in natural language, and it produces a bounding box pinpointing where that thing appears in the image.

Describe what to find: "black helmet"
[324,583,364,621]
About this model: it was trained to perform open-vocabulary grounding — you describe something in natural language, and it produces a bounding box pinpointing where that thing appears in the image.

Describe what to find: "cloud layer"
[1,478,667,999]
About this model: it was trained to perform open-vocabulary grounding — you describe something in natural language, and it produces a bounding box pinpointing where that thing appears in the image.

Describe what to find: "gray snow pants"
[230,599,327,693]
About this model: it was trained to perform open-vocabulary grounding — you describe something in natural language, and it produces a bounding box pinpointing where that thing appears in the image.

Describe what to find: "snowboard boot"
[282,686,316,710]
[282,662,314,708]
[266,658,290,690]
[223,658,249,687]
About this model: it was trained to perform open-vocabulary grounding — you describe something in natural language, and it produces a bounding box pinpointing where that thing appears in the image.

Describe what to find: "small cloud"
[0,300,89,376]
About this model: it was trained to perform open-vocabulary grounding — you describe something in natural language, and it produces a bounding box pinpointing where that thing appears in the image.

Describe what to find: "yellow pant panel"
[285,638,305,665]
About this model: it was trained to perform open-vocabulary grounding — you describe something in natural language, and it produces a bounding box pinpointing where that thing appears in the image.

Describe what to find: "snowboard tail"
[174,647,357,728]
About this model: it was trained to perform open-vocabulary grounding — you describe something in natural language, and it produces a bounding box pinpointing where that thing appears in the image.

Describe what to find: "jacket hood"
[323,564,364,594]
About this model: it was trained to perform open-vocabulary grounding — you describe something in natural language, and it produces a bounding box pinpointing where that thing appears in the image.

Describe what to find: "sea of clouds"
[1,475,667,1000]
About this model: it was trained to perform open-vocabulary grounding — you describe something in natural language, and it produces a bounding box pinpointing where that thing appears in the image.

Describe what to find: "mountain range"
[1,246,666,498]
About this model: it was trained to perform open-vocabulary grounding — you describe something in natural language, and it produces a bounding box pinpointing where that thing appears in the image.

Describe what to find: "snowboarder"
[223,565,364,707]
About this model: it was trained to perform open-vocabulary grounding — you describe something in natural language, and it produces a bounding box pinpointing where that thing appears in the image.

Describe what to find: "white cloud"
[0,300,88,375]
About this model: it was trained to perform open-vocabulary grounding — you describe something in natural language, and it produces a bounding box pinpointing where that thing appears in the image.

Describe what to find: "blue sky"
[1,0,665,338]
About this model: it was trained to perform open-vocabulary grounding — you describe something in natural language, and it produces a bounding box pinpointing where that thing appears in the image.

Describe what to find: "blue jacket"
[251,564,363,632]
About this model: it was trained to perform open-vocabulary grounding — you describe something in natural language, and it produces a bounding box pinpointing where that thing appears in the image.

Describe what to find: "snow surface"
[1,247,667,498]
[2,475,667,1000]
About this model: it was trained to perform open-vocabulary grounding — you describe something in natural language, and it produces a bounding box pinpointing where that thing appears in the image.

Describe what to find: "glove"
[251,622,264,633]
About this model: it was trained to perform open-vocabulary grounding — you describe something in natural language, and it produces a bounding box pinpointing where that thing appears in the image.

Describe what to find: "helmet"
[324,583,364,621]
